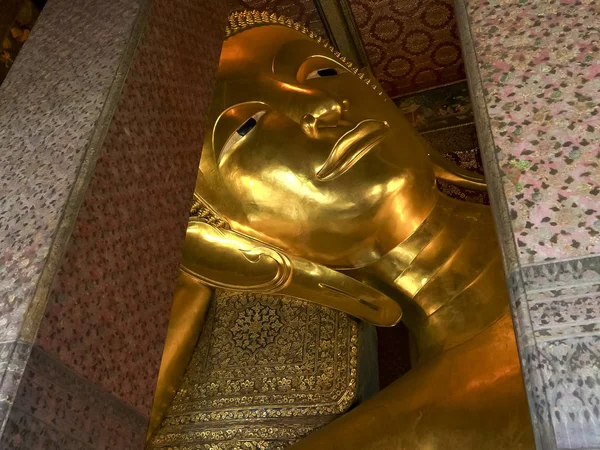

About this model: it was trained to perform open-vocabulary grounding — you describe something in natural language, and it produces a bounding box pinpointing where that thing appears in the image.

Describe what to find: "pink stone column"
[0,0,227,447]
[455,0,600,448]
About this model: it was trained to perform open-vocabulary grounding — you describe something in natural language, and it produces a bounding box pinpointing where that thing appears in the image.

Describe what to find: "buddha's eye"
[219,110,267,165]
[306,68,338,80]
[236,117,257,136]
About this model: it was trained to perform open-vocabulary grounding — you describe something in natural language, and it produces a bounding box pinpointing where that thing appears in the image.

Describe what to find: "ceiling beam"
[314,0,371,70]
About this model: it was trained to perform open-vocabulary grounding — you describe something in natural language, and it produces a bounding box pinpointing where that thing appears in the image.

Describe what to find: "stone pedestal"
[0,0,227,447]
[456,1,600,448]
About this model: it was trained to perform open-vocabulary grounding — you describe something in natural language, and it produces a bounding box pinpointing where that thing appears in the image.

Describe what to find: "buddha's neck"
[363,193,509,361]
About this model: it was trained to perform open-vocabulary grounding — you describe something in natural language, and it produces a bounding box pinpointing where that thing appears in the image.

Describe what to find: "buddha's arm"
[181,218,402,327]
[148,271,212,441]
[290,314,534,450]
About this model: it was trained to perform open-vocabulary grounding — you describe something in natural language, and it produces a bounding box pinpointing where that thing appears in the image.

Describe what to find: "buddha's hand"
[181,219,402,327]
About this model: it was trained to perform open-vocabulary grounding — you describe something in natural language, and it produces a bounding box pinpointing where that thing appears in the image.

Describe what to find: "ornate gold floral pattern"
[231,302,284,352]
[149,290,359,449]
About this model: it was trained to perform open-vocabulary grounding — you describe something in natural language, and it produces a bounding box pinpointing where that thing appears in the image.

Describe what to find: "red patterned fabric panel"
[349,0,465,97]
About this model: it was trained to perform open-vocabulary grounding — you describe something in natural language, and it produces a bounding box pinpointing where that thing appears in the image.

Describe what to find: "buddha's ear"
[425,141,488,191]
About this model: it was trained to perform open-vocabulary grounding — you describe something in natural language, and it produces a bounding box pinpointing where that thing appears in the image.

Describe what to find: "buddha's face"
[197,25,437,268]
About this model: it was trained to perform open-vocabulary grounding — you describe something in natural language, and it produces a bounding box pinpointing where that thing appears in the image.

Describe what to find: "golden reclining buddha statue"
[149,11,534,449]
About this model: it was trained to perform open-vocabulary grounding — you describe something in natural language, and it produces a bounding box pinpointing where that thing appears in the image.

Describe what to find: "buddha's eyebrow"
[271,39,323,76]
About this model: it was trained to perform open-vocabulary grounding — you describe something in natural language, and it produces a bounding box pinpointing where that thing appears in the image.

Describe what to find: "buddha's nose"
[269,77,344,131]
[300,98,345,138]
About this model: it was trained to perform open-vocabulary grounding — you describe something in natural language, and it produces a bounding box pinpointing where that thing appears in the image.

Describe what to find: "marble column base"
[0,342,147,449]
[455,0,600,447]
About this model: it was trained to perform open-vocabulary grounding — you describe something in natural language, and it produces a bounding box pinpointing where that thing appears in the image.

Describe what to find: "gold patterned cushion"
[149,290,361,449]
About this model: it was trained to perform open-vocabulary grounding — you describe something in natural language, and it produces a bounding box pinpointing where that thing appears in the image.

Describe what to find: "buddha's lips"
[316,119,390,182]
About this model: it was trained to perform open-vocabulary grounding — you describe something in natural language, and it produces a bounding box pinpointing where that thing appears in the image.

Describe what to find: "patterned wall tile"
[2,408,89,449]
[0,341,31,436]
[455,0,521,275]
[34,0,227,416]
[0,345,147,449]
[522,257,600,343]
[0,0,144,441]
[516,341,558,450]
[0,0,140,344]
[505,257,600,449]
[523,255,600,292]
[458,0,600,264]
[458,3,600,444]
[523,258,600,449]
[537,336,600,449]
[349,0,465,97]
[529,289,600,333]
